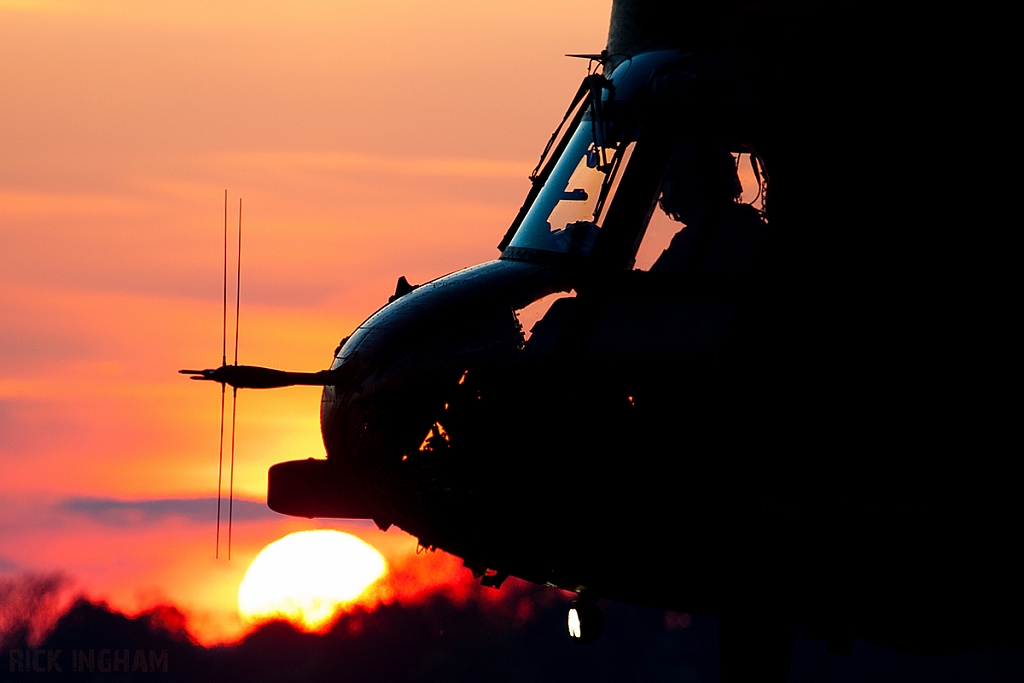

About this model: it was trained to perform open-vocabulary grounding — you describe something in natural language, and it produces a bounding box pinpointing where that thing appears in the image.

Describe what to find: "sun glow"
[237,530,387,631]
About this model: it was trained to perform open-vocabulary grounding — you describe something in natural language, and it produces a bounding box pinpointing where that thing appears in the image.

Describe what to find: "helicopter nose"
[319,351,375,464]
[298,259,563,524]
[318,265,529,466]
[308,310,504,531]
[265,350,381,520]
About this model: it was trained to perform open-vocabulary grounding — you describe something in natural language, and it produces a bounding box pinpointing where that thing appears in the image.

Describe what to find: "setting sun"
[237,530,387,631]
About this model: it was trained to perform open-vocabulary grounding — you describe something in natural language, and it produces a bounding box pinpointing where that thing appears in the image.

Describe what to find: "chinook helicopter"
[183,1,1021,680]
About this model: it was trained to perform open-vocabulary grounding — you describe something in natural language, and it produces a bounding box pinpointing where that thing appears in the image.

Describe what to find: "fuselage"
[262,7,1023,658]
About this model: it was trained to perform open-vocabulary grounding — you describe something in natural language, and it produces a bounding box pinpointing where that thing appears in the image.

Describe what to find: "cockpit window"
[506,109,637,257]
[632,142,768,274]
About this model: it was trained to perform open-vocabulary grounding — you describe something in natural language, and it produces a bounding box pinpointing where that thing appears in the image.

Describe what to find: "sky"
[1,0,612,645]
[3,4,1024,681]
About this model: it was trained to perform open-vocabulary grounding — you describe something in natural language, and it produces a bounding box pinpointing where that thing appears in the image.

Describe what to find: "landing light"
[568,607,582,638]
[567,597,604,644]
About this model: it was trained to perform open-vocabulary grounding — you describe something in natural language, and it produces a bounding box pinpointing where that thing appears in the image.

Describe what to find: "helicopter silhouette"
[182,1,1022,680]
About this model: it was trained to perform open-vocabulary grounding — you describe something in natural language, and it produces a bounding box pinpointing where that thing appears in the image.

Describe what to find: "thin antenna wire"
[222,190,228,367]
[217,385,225,559]
[228,197,242,560]
[234,198,241,366]
[216,189,228,559]
[228,387,237,560]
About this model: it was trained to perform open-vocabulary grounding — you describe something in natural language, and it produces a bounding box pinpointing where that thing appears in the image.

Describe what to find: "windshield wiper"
[499,73,612,253]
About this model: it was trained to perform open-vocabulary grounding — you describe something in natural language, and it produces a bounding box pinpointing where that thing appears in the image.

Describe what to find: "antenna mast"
[228,197,242,560]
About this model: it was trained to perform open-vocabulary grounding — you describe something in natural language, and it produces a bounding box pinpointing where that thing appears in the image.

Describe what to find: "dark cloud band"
[58,497,281,526]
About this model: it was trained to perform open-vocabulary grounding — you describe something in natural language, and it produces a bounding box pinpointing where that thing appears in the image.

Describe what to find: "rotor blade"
[228,386,237,561]
[178,364,355,388]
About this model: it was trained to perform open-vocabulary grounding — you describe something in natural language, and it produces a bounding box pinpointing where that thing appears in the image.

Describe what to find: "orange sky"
[0,0,610,644]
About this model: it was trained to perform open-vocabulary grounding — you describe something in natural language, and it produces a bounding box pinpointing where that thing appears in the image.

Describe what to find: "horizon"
[1,0,610,645]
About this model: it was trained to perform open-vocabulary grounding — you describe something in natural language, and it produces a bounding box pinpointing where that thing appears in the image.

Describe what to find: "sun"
[238,530,387,631]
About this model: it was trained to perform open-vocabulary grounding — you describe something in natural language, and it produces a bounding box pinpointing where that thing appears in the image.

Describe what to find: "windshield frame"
[498,50,717,266]
[497,77,595,255]
[501,100,640,261]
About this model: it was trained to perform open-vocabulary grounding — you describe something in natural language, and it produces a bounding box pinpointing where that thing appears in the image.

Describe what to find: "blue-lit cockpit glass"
[507,111,636,257]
